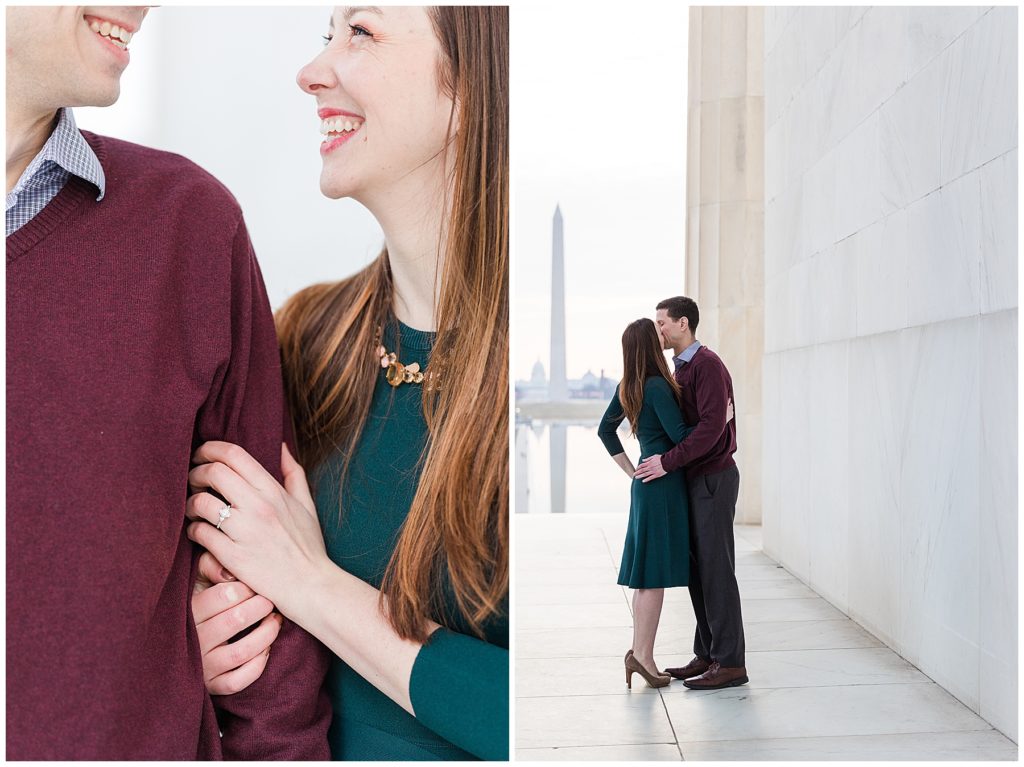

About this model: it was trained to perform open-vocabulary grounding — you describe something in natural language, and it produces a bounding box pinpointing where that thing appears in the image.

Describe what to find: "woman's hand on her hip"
[185,441,329,617]
[192,550,283,695]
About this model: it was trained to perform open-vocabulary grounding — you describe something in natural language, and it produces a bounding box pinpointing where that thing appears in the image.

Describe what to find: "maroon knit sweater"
[661,345,738,481]
[6,132,331,759]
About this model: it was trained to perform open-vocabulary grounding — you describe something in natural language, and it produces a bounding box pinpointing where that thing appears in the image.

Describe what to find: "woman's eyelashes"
[321,24,373,48]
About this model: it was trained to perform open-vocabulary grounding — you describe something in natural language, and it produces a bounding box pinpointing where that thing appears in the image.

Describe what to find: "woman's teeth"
[89,19,133,49]
[319,118,363,136]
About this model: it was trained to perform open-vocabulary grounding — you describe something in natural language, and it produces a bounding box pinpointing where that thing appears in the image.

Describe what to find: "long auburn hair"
[620,319,680,436]
[275,6,508,642]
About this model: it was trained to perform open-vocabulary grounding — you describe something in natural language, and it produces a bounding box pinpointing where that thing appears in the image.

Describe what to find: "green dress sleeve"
[646,377,694,445]
[597,385,626,455]
[409,627,509,761]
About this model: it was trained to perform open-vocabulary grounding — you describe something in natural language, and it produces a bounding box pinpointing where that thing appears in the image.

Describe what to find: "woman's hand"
[727,399,735,422]
[192,551,283,695]
[185,442,329,618]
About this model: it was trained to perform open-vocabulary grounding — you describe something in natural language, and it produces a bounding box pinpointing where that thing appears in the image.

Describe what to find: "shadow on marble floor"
[515,514,1018,761]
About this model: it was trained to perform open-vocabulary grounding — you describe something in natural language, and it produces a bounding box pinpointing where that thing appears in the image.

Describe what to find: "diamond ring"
[216,505,232,530]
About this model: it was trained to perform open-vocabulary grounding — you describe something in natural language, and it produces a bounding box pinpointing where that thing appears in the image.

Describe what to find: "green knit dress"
[312,319,509,761]
[598,377,694,589]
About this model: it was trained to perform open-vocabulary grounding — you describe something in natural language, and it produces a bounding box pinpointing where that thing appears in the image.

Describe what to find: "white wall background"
[76,6,384,310]
[761,6,1018,740]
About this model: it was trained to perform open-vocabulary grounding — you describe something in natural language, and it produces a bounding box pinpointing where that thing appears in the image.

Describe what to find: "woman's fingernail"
[221,568,235,581]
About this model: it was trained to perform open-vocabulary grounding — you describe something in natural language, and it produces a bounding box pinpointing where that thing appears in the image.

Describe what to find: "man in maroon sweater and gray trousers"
[634,296,749,690]
[6,7,330,759]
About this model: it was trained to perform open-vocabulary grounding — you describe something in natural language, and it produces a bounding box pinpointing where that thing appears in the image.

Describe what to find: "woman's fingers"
[186,491,237,528]
[187,522,234,568]
[281,443,317,518]
[203,611,283,683]
[192,580,257,626]
[206,645,273,696]
[188,461,260,510]
[193,441,280,496]
[196,592,275,650]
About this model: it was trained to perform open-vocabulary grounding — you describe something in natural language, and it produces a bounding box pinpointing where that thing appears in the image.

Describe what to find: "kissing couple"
[598,296,748,691]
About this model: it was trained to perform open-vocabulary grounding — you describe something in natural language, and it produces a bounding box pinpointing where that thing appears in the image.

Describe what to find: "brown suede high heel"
[625,653,671,689]
[626,650,671,677]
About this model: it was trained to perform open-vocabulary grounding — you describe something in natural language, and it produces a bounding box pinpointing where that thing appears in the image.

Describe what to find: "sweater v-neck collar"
[6,132,106,265]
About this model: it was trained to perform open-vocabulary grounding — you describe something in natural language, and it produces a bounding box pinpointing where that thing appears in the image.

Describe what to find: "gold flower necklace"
[376,326,440,389]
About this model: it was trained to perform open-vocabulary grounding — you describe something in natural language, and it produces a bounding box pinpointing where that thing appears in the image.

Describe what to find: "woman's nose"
[296,51,337,95]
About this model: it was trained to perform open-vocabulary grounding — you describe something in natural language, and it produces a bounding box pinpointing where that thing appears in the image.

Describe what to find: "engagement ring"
[216,505,232,530]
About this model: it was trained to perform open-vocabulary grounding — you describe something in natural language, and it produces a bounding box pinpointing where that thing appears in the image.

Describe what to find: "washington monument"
[549,205,568,401]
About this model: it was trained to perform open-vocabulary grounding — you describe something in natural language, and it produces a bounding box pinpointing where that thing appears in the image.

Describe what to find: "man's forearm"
[662,422,718,472]
[215,617,332,760]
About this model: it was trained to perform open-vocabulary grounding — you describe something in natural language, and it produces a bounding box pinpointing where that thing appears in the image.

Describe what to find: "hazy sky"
[512,5,689,382]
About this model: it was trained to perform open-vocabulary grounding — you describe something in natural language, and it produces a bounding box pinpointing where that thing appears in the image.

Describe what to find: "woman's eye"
[321,34,333,47]
[349,24,371,38]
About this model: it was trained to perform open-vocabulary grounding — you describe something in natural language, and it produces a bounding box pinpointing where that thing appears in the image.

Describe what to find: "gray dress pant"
[687,465,745,667]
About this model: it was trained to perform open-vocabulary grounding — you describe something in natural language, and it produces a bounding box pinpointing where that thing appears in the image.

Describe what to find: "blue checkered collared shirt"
[672,340,702,372]
[6,108,105,236]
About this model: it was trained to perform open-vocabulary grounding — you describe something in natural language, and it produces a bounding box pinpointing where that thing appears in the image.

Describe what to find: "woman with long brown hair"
[598,318,695,690]
[181,6,507,761]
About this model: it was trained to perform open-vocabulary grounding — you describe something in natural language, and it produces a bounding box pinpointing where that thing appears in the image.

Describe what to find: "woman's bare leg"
[631,587,665,672]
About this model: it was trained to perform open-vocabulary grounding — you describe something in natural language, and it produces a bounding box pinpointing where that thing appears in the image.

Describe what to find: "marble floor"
[515,513,1018,761]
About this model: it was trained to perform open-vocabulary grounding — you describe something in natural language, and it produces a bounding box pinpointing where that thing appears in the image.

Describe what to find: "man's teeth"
[319,118,363,136]
[89,19,133,47]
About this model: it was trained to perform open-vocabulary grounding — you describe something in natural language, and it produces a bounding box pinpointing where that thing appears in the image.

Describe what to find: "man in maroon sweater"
[634,296,748,690]
[6,7,330,758]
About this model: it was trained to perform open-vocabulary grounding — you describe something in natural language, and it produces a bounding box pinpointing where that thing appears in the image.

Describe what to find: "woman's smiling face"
[296,6,456,204]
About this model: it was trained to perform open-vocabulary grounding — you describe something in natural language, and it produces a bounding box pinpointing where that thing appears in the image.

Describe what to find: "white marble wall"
[762,6,1018,741]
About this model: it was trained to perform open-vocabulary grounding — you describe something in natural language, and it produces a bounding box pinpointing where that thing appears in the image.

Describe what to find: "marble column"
[686,6,765,524]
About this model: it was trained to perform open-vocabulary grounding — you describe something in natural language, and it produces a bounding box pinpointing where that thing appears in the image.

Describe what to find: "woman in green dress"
[181,7,508,760]
[598,318,694,689]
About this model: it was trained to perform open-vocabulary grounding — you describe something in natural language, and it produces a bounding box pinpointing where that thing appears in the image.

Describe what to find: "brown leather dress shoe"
[682,661,749,690]
[664,655,711,680]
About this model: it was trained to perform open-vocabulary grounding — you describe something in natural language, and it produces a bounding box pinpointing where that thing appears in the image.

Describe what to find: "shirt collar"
[13,108,105,201]
[673,340,702,368]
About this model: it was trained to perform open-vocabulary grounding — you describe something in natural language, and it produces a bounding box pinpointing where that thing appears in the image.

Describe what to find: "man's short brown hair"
[656,296,699,332]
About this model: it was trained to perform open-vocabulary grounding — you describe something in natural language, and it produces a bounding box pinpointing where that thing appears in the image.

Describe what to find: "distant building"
[516,205,619,405]
[516,360,550,401]
[515,364,617,402]
[549,206,569,400]
[530,360,547,386]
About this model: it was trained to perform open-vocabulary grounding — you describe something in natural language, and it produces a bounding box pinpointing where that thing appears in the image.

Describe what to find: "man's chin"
[97,89,120,108]
[74,83,121,109]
